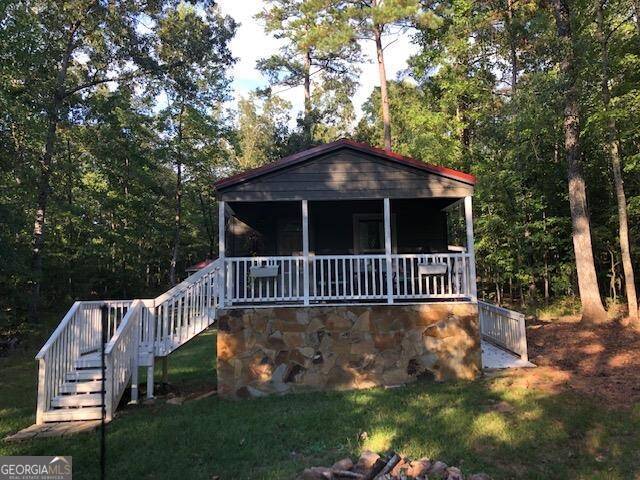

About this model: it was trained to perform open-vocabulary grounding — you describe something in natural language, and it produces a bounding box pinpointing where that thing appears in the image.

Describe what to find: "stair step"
[43,407,103,422]
[52,393,103,408]
[60,380,104,394]
[66,369,103,381]
[75,353,102,369]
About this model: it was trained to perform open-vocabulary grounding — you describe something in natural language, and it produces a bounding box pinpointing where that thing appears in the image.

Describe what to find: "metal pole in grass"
[100,303,108,480]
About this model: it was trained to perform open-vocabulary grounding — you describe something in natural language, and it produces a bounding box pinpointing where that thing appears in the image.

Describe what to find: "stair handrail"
[152,258,222,356]
[153,258,221,306]
[478,300,528,361]
[34,260,222,424]
[104,299,143,420]
[35,301,81,360]
[35,301,132,424]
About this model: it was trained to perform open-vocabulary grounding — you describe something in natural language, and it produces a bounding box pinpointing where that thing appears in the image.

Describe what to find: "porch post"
[302,200,310,305]
[218,200,226,307]
[384,198,394,304]
[464,196,478,301]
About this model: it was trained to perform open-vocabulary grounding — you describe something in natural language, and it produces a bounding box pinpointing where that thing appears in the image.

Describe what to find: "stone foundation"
[216,303,480,398]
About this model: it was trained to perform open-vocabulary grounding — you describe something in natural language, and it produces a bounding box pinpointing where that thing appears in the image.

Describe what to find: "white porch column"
[302,200,310,305]
[464,195,478,301]
[384,198,394,304]
[218,200,226,307]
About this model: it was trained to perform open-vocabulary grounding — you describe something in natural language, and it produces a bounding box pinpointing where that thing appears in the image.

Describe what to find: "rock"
[355,450,380,473]
[404,458,431,477]
[331,458,354,471]
[427,460,448,477]
[353,311,371,331]
[271,363,288,384]
[301,466,333,480]
[390,457,410,477]
[326,313,352,331]
[246,386,267,397]
[468,474,492,480]
[299,346,315,358]
[166,397,184,405]
[445,466,464,480]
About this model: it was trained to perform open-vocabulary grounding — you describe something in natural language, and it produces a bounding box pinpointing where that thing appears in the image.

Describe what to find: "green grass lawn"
[2,329,640,479]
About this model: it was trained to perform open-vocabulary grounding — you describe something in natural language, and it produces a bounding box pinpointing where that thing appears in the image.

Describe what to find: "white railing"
[105,300,142,420]
[310,255,387,300]
[154,258,222,355]
[35,300,133,424]
[226,256,305,304]
[478,300,528,361]
[223,252,473,306]
[391,253,470,299]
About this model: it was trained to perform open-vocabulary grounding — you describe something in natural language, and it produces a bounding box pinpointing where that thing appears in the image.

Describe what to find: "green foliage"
[0,1,236,315]
[257,0,360,143]
[1,0,639,315]
[356,0,640,306]
[235,91,293,170]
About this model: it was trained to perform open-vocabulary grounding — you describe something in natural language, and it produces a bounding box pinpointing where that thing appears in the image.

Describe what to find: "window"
[353,214,395,253]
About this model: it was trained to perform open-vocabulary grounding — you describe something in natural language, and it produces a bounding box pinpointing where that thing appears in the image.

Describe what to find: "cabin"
[213,140,482,397]
[33,140,529,424]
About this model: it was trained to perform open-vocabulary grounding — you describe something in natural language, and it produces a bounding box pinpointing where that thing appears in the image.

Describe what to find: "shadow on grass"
[2,326,640,479]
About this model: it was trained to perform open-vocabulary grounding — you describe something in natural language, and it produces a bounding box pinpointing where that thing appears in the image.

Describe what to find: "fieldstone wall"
[217,303,480,398]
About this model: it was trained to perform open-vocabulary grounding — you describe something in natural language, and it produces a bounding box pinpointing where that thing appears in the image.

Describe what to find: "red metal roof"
[186,258,216,272]
[214,139,476,190]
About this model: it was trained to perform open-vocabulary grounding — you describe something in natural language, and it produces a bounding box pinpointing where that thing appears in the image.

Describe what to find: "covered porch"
[217,197,477,306]
[214,141,479,308]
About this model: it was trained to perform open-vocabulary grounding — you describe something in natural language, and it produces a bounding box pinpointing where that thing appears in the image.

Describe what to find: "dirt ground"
[506,318,640,408]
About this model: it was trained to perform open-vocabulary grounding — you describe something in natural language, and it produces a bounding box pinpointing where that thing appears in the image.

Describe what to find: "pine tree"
[257,0,360,145]
[338,0,441,150]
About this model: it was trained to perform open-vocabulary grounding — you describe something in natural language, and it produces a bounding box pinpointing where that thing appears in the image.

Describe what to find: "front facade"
[214,140,481,397]
[35,141,532,423]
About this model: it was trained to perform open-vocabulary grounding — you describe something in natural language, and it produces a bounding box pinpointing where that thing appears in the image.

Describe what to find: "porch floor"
[481,341,535,369]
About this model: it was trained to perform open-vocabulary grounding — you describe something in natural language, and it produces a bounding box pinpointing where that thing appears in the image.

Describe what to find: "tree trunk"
[28,21,80,322]
[596,0,638,320]
[198,192,216,258]
[29,114,57,321]
[635,0,640,34]
[169,104,185,286]
[506,0,518,93]
[303,48,312,144]
[551,0,608,324]
[373,23,391,151]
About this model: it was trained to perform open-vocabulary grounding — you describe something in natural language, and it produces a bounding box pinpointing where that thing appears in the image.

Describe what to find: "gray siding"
[217,150,473,202]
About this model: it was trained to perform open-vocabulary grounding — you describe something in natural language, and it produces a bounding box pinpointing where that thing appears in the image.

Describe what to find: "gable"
[216,145,474,202]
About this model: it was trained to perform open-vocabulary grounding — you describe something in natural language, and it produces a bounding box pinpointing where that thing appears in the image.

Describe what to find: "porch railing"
[478,300,528,361]
[224,253,473,305]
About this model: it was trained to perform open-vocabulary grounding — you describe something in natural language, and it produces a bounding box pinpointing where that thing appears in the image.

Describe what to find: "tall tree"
[156,3,235,285]
[340,0,441,150]
[5,0,166,321]
[257,0,360,145]
[595,0,638,320]
[550,0,608,323]
[235,91,292,170]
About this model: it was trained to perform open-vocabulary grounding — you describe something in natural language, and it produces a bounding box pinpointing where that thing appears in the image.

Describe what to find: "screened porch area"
[218,197,476,306]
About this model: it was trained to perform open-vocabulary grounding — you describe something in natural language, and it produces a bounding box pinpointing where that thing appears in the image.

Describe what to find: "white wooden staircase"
[35,259,222,424]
